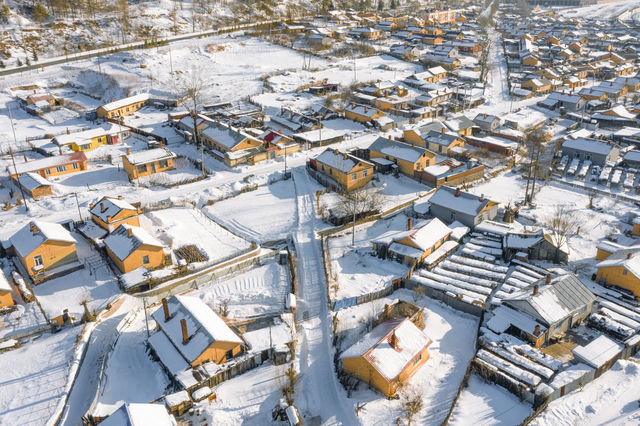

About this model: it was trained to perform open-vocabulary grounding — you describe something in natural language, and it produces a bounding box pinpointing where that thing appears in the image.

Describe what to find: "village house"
[175,114,213,140]
[89,196,141,233]
[9,221,78,283]
[7,152,88,179]
[104,224,168,274]
[596,248,640,297]
[560,138,619,166]
[311,149,374,192]
[14,172,52,199]
[622,150,640,169]
[487,274,596,347]
[122,147,176,181]
[428,186,499,228]
[368,137,435,178]
[539,92,586,112]
[444,115,475,136]
[0,270,14,309]
[417,159,484,188]
[99,402,177,426]
[344,103,385,123]
[200,122,264,166]
[257,129,300,159]
[420,129,465,155]
[341,318,432,397]
[150,295,244,368]
[373,217,452,266]
[521,78,553,94]
[96,93,151,118]
[595,241,640,261]
[473,113,500,131]
[52,123,130,152]
[503,229,568,264]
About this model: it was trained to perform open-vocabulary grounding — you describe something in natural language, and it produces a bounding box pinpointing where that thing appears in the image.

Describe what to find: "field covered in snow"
[558,0,640,20]
[0,327,82,426]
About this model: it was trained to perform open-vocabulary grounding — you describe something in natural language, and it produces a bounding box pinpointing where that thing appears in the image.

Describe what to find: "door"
[151,162,157,173]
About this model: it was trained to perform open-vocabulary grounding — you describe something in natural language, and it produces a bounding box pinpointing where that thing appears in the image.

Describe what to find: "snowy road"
[292,168,358,425]
[483,25,511,108]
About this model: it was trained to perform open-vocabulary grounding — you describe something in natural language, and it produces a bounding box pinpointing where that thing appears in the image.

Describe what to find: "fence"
[550,177,640,204]
[404,279,485,317]
[331,285,397,311]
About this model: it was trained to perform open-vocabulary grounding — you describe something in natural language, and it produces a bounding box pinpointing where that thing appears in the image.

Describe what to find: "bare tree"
[178,66,207,177]
[542,205,580,263]
[401,386,424,426]
[523,128,552,204]
[334,188,384,245]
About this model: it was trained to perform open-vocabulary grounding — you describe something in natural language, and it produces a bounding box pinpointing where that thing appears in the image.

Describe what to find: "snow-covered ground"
[558,0,640,20]
[0,327,82,426]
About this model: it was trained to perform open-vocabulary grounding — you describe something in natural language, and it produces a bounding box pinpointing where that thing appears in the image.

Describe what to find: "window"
[225,349,234,360]
[352,172,357,180]
[97,137,103,143]
[158,160,169,169]
[363,169,368,177]
[450,212,456,221]
[142,255,150,265]
[623,270,627,276]
[72,162,78,169]
[33,255,43,267]
[80,144,91,151]
[413,353,422,366]
[137,164,147,173]
[56,165,66,173]
[45,168,51,175]
[329,168,332,175]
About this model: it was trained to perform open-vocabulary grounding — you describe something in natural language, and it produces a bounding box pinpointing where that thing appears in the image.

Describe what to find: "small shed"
[164,390,192,416]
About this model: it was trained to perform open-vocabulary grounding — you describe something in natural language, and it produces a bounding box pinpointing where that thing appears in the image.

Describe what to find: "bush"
[32,3,48,22]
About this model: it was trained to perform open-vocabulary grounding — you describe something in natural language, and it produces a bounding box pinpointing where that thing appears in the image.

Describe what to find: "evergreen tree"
[377,0,383,11]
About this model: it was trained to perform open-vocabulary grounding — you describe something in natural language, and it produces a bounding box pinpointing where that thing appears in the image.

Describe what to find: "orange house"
[0,270,14,309]
[96,93,150,118]
[90,196,141,233]
[151,295,244,367]
[8,152,88,179]
[596,252,640,297]
[344,103,385,123]
[104,224,167,274]
[313,149,374,192]
[122,147,176,181]
[341,318,432,397]
[9,221,78,282]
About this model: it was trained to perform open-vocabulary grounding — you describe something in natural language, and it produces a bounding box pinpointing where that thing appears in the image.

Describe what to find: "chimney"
[384,304,391,316]
[66,128,70,135]
[351,102,354,108]
[128,227,133,238]
[126,148,131,155]
[407,218,413,230]
[100,203,105,213]
[534,324,541,336]
[162,298,169,321]
[455,187,461,197]
[441,127,445,133]
[343,153,348,160]
[181,318,189,344]
[390,332,399,349]
[533,285,539,295]
[545,273,552,285]
[118,195,123,200]
[627,252,633,259]
[158,140,163,148]
[30,222,38,235]
[364,106,368,113]
[483,113,487,118]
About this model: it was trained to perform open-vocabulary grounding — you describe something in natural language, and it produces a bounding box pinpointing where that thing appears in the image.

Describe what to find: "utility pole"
[352,191,358,246]
[74,192,83,222]
[8,105,29,211]
[143,298,150,338]
[169,48,174,75]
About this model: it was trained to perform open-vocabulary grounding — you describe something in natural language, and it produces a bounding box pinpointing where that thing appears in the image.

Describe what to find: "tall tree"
[179,67,207,177]
[543,205,580,263]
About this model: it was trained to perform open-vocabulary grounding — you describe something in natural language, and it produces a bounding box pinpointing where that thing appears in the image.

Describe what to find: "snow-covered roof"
[561,137,616,156]
[424,130,460,146]
[104,224,164,262]
[315,149,370,173]
[124,148,176,166]
[394,217,451,252]
[101,402,176,426]
[505,274,596,326]
[152,295,242,364]
[572,335,623,368]
[164,390,190,407]
[7,152,87,176]
[17,172,51,191]
[99,93,151,112]
[90,197,138,223]
[486,305,547,336]
[53,123,126,146]
[504,230,546,250]
[10,221,76,258]
[345,103,380,118]
[623,150,640,163]
[341,318,432,382]
[428,186,495,217]
[148,331,190,375]
[201,123,259,150]
[369,137,429,164]
[597,252,640,280]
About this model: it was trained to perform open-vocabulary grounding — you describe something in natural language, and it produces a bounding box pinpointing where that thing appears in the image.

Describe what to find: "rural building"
[341,318,432,397]
[428,186,499,228]
[200,122,264,166]
[416,159,484,188]
[151,295,244,367]
[368,137,435,177]
[104,224,168,274]
[473,113,500,131]
[14,172,52,199]
[344,103,385,123]
[497,274,596,347]
[420,130,465,155]
[89,196,141,233]
[444,116,475,136]
[596,250,640,297]
[100,402,176,426]
[312,149,374,192]
[623,150,640,168]
[7,152,88,179]
[595,241,640,261]
[503,229,568,264]
[0,270,14,309]
[97,93,150,118]
[122,148,176,181]
[52,123,129,152]
[9,221,78,283]
[560,138,619,166]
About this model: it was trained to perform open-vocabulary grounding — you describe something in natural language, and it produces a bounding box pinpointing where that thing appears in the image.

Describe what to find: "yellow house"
[200,122,263,154]
[53,123,129,152]
[9,221,78,282]
[122,147,176,181]
[633,218,640,236]
[96,93,150,119]
[521,78,552,93]
[369,137,435,177]
[89,196,141,233]
[344,103,385,123]
[151,295,244,367]
[313,149,374,192]
[374,96,409,113]
[374,217,451,265]
[0,270,14,309]
[596,252,640,297]
[8,152,88,179]
[104,224,167,274]
[341,318,432,397]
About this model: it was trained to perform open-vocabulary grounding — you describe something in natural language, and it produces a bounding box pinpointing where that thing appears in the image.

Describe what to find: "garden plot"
[335,289,479,426]
[94,309,170,414]
[137,157,203,187]
[0,327,82,426]
[448,374,533,426]
[190,258,289,319]
[203,179,300,243]
[145,207,251,266]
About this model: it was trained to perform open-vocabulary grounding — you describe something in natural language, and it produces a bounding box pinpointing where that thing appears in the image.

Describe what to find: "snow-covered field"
[558,0,640,20]
[0,327,82,426]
